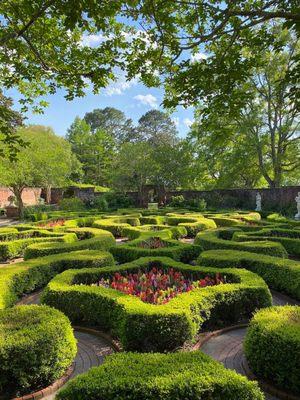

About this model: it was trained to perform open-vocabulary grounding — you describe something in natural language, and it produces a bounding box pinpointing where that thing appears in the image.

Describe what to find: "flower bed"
[42,256,271,351]
[38,218,66,228]
[137,237,169,249]
[97,267,224,305]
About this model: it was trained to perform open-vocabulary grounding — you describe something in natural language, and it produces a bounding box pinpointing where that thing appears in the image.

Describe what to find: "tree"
[0,125,78,215]
[83,107,137,144]
[137,110,178,146]
[191,32,300,188]
[0,92,25,159]
[66,116,116,186]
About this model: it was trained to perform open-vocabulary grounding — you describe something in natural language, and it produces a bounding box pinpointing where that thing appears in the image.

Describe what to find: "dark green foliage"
[59,197,85,211]
[199,249,300,300]
[57,351,264,400]
[0,305,77,396]
[244,306,300,395]
[42,256,271,352]
[0,250,114,309]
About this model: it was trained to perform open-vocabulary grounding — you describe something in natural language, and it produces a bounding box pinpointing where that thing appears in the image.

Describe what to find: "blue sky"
[7,76,195,138]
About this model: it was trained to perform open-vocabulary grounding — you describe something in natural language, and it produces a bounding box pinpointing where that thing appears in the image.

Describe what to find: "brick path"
[17,291,114,399]
[201,291,299,400]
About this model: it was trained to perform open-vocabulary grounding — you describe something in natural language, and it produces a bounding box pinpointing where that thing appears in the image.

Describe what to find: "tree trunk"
[46,185,52,204]
[13,187,24,219]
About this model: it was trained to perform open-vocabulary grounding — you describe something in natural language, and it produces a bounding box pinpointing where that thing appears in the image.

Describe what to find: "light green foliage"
[244,306,300,394]
[0,305,76,396]
[57,351,264,400]
[42,256,271,352]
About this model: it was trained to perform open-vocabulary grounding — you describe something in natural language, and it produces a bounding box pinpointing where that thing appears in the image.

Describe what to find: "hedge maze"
[0,209,299,399]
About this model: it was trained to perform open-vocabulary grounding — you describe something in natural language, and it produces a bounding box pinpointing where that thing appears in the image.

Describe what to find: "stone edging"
[73,325,122,352]
[11,365,74,400]
[242,358,300,400]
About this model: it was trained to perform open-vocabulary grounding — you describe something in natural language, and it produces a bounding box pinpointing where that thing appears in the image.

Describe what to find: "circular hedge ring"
[0,305,77,397]
[244,306,300,395]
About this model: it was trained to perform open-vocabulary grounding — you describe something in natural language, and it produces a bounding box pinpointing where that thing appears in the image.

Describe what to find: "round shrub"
[57,351,264,400]
[0,305,77,396]
[244,306,300,395]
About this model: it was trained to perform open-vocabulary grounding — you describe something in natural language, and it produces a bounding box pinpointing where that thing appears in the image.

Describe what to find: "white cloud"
[80,33,107,47]
[191,52,208,63]
[105,73,138,96]
[172,117,180,127]
[184,118,194,128]
[134,94,158,108]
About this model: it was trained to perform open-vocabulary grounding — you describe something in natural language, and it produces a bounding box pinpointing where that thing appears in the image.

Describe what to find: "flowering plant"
[96,267,224,304]
[38,219,65,228]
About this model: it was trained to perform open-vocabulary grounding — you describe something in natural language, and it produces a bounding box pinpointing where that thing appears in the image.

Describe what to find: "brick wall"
[0,187,41,208]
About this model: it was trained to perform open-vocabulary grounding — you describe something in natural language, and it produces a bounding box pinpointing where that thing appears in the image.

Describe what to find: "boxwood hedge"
[195,228,287,258]
[0,230,77,260]
[233,228,300,256]
[0,250,114,309]
[57,351,264,400]
[199,249,300,300]
[42,256,271,352]
[244,306,300,395]
[24,228,115,259]
[0,305,77,396]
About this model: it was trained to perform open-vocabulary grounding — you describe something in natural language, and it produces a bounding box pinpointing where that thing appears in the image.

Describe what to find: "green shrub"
[42,256,271,351]
[233,228,300,256]
[244,306,300,395]
[59,197,85,211]
[0,305,76,396]
[103,192,133,209]
[0,231,77,261]
[199,249,300,299]
[92,196,109,211]
[195,228,287,258]
[110,238,202,263]
[24,229,115,259]
[169,195,185,207]
[57,351,264,400]
[0,250,114,309]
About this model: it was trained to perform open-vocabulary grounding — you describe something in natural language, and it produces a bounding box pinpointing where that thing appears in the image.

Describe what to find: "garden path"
[201,291,299,400]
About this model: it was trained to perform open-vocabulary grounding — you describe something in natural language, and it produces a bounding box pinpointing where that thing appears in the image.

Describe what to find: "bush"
[244,306,300,395]
[42,256,271,351]
[57,351,264,400]
[24,228,115,259]
[0,250,114,309]
[195,228,288,258]
[103,192,133,209]
[59,197,85,211]
[92,196,109,211]
[199,249,300,300]
[0,305,76,396]
[169,195,185,207]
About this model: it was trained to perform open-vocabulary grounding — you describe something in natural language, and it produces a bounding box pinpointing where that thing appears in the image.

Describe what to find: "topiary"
[0,305,77,396]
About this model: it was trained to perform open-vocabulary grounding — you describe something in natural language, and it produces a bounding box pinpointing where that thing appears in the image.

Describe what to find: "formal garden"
[0,205,298,400]
[0,1,300,399]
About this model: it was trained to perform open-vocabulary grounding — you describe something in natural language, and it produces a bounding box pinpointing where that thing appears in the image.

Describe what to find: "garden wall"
[0,187,41,208]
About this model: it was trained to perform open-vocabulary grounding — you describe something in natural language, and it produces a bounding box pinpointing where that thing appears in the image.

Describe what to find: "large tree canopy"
[0,125,79,214]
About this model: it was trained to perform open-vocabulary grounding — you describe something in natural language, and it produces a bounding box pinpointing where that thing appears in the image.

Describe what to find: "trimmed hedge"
[57,351,264,400]
[0,305,76,396]
[244,306,300,395]
[42,256,271,351]
[199,249,300,299]
[24,228,115,259]
[110,237,202,263]
[195,228,288,258]
[0,250,114,309]
[233,228,300,256]
[0,231,77,261]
